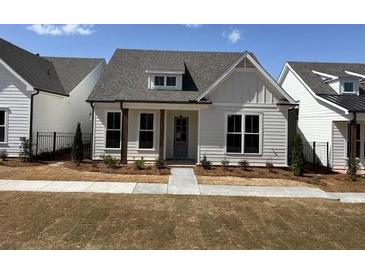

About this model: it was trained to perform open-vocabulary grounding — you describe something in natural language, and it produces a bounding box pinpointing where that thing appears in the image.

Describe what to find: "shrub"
[155,157,165,169]
[221,157,229,170]
[200,155,212,170]
[100,154,118,168]
[135,157,145,170]
[71,123,84,163]
[19,137,32,161]
[347,157,360,181]
[290,134,304,176]
[0,151,7,161]
[265,161,274,171]
[238,159,249,170]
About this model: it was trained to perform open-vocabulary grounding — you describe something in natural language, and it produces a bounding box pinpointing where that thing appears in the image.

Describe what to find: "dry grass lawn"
[194,166,365,192]
[0,191,364,249]
[0,164,168,183]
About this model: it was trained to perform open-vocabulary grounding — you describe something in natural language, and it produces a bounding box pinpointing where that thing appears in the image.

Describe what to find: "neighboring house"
[278,61,365,171]
[0,38,106,157]
[88,49,296,166]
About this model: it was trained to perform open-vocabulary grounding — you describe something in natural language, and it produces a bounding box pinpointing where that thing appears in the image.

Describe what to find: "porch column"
[121,108,129,164]
[349,112,357,162]
[159,109,165,159]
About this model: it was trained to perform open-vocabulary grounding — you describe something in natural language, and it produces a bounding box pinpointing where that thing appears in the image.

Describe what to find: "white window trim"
[0,109,8,144]
[154,75,177,88]
[104,111,122,149]
[137,112,156,151]
[224,112,263,156]
[343,81,355,93]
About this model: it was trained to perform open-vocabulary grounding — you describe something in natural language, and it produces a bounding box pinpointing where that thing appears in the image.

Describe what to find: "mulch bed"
[0,159,50,167]
[63,161,171,175]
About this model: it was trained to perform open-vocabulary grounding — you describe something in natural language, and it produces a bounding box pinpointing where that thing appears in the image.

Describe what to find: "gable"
[206,65,280,104]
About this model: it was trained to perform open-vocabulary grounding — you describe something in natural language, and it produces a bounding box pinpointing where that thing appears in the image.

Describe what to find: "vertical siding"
[199,105,288,166]
[0,63,31,157]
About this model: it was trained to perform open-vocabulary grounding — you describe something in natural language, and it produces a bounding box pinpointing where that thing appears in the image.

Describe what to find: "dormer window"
[166,76,176,87]
[154,76,165,86]
[344,82,354,93]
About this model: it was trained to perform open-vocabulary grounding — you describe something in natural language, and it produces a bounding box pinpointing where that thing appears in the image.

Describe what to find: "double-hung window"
[0,110,6,143]
[139,113,154,149]
[226,114,261,154]
[347,123,361,158]
[106,112,121,148]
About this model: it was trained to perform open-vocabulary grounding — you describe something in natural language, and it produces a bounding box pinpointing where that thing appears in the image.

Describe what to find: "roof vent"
[35,53,40,56]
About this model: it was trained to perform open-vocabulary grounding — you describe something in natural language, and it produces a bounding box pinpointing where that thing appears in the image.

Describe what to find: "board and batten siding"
[0,62,31,157]
[200,68,289,166]
[280,69,349,166]
[93,103,161,161]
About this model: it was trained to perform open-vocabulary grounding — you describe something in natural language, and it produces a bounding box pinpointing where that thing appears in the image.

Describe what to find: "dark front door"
[174,117,189,158]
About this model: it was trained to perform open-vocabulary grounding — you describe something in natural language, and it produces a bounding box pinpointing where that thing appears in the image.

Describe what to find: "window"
[106,112,121,148]
[344,82,354,93]
[0,110,6,143]
[139,113,154,149]
[226,114,261,154]
[155,76,164,86]
[226,115,242,153]
[244,115,260,153]
[166,76,176,87]
[347,123,360,158]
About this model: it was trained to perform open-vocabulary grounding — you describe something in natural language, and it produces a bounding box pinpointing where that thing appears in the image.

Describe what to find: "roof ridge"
[288,60,365,65]
[115,48,245,54]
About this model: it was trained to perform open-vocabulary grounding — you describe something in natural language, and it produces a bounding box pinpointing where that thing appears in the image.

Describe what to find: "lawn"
[0,191,364,249]
[194,166,365,192]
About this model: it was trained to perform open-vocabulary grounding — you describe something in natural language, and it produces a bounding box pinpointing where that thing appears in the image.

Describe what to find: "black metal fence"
[289,141,329,169]
[35,132,92,160]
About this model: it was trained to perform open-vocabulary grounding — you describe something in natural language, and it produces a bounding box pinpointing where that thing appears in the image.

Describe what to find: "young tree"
[290,134,304,176]
[71,123,84,162]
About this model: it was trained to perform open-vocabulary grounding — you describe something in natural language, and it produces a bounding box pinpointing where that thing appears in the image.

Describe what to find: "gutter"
[86,99,212,104]
[29,89,40,152]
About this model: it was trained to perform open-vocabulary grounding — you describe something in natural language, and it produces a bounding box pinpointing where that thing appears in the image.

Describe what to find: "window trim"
[346,123,363,159]
[342,81,356,94]
[137,112,156,150]
[104,111,121,149]
[153,75,177,88]
[0,109,8,144]
[224,112,263,155]
[154,76,165,87]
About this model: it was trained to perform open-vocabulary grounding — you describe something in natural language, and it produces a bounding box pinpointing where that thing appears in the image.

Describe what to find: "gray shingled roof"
[87,49,244,102]
[288,61,365,95]
[0,38,104,96]
[44,57,104,94]
[319,94,365,112]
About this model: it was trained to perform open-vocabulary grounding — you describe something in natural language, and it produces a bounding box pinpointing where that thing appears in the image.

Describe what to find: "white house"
[88,49,296,166]
[0,38,106,157]
[278,61,365,171]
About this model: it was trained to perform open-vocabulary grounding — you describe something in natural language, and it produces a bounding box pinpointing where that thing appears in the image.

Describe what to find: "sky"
[1,24,365,78]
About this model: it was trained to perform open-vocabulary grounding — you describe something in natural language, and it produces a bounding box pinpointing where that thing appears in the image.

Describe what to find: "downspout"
[89,102,95,160]
[29,89,40,153]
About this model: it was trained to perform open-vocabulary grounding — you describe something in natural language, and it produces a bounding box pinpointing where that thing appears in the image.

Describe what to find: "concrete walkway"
[0,167,363,202]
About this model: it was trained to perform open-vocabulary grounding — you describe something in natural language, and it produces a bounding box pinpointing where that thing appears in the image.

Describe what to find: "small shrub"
[0,160,4,166]
[71,123,84,163]
[155,157,165,169]
[0,151,7,161]
[265,161,274,171]
[19,137,32,161]
[221,157,230,170]
[347,157,360,181]
[238,159,249,170]
[100,154,118,168]
[200,155,212,170]
[135,157,146,170]
[290,134,304,176]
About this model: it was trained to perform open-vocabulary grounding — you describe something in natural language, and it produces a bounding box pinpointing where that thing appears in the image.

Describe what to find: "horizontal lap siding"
[0,64,31,157]
[199,105,288,166]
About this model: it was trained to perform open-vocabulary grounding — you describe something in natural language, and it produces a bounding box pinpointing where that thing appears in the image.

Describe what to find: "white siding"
[199,105,288,166]
[33,62,104,135]
[281,69,349,166]
[93,103,161,162]
[0,62,31,157]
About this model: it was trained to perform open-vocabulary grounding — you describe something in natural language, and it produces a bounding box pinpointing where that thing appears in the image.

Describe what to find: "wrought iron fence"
[289,141,329,169]
[34,132,92,160]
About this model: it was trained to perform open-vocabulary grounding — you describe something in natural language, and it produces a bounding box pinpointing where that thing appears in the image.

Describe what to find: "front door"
[173,117,189,158]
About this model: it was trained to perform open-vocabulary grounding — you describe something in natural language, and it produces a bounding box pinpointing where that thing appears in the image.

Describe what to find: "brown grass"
[194,166,365,192]
[0,164,168,183]
[0,191,364,249]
